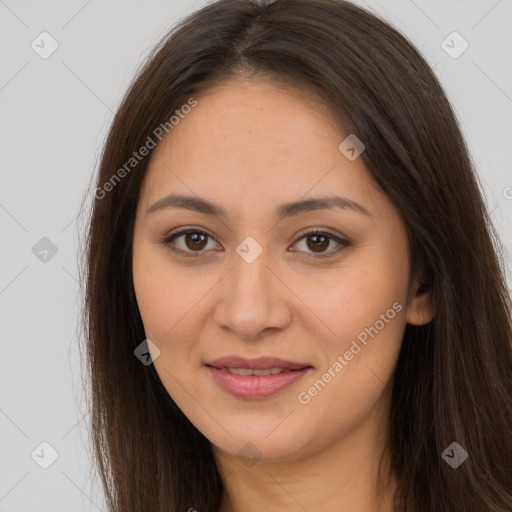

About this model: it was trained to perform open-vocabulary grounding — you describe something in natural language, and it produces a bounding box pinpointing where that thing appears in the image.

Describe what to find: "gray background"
[1,0,510,510]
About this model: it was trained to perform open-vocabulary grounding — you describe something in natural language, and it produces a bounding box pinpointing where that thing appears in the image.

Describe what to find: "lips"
[205,356,314,399]
[205,355,313,371]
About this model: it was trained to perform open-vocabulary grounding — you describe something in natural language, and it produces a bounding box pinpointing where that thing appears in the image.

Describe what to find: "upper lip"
[206,356,313,370]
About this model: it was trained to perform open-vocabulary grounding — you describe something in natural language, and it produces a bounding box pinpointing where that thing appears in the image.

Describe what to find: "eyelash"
[159,227,350,259]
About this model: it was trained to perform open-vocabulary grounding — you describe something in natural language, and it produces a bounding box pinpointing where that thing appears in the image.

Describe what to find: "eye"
[159,228,350,259]
[290,229,350,258]
[160,228,220,258]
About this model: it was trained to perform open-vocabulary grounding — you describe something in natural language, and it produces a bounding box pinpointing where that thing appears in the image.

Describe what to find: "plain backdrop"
[1,0,511,510]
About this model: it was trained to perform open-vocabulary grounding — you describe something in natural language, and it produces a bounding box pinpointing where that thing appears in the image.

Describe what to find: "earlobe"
[406,280,434,326]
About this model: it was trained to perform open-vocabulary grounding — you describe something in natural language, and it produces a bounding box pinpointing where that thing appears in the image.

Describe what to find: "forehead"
[139,79,378,216]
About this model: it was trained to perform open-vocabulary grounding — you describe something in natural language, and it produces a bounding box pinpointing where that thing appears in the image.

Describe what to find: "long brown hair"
[79,1,512,510]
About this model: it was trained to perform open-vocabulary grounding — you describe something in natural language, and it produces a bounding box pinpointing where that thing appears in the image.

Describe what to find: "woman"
[80,0,512,510]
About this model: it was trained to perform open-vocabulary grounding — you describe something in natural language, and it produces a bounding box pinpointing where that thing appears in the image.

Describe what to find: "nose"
[214,248,292,340]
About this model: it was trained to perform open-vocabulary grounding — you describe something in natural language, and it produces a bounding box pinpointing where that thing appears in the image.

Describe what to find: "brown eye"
[306,233,330,253]
[290,229,350,258]
[161,228,350,259]
[162,229,219,258]
[183,232,208,251]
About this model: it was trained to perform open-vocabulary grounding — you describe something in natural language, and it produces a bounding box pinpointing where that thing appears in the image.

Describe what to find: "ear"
[406,279,434,326]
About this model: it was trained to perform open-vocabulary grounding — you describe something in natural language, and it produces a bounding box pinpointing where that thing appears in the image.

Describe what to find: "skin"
[132,78,433,512]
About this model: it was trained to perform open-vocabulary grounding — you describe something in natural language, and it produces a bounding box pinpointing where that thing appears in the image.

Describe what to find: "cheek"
[303,261,407,348]
[132,251,203,396]
[132,244,216,388]
[304,259,408,397]
[132,249,169,339]
[133,242,194,341]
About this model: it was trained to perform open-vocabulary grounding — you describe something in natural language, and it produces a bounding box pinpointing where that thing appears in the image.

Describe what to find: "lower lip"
[206,365,312,399]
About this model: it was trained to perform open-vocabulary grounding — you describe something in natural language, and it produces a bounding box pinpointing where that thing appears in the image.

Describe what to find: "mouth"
[206,366,310,376]
[205,355,314,372]
[204,355,314,399]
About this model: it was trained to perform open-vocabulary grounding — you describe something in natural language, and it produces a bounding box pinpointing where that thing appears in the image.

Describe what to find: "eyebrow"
[145,193,371,220]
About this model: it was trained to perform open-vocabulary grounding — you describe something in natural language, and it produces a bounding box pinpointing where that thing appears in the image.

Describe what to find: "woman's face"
[132,79,431,462]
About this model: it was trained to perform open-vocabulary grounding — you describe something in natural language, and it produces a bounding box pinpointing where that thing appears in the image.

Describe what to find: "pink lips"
[205,355,314,399]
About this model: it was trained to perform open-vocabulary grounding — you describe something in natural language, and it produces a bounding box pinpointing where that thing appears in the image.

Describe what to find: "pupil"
[187,233,207,250]
[308,234,328,252]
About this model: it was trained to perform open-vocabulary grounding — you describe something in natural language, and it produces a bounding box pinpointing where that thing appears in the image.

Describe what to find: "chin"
[207,420,310,463]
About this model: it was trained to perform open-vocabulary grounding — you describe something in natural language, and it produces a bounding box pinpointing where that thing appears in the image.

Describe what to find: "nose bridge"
[215,238,290,337]
[229,240,274,312]
[231,244,270,298]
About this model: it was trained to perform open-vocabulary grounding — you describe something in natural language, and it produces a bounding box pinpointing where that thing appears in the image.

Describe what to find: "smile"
[206,365,313,399]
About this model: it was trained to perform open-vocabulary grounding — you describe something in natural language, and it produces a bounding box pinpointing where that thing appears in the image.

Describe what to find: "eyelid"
[160,226,350,259]
[290,228,350,259]
[161,226,220,258]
